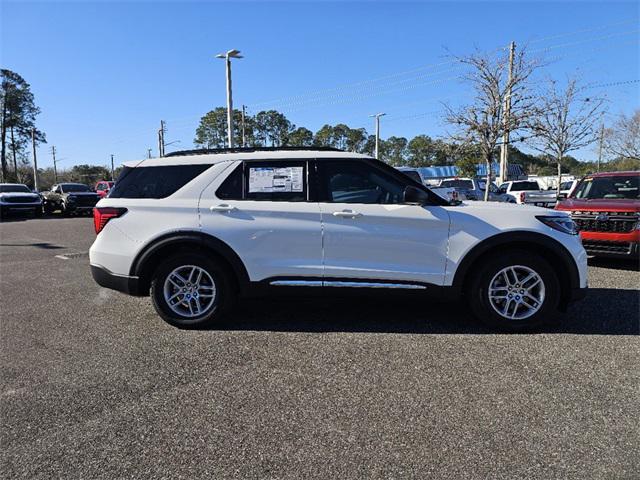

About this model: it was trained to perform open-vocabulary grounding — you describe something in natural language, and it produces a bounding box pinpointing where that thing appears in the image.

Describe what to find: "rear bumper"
[90,264,142,296]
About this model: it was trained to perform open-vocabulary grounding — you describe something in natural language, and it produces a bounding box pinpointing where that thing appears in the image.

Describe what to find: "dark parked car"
[42,183,100,216]
[0,183,43,218]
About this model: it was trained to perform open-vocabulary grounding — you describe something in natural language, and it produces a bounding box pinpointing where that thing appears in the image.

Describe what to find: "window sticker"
[248,166,303,193]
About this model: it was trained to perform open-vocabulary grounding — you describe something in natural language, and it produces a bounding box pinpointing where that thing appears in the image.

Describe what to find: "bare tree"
[444,48,539,200]
[604,109,640,161]
[528,78,606,195]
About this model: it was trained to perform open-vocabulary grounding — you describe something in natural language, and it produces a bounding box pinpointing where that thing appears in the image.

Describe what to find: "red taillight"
[519,191,526,203]
[93,207,127,234]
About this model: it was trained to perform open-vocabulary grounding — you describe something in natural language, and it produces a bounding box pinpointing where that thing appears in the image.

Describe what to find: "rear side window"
[216,164,243,200]
[216,161,307,202]
[110,164,212,199]
[511,181,540,191]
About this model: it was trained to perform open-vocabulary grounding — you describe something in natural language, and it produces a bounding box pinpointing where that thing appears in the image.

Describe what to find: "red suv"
[94,181,114,198]
[555,171,639,258]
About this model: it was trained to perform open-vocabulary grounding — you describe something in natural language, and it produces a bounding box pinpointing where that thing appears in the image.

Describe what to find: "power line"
[527,18,637,45]
[530,29,639,54]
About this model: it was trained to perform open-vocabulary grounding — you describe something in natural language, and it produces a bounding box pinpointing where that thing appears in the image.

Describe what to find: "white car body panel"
[320,202,450,285]
[444,202,588,287]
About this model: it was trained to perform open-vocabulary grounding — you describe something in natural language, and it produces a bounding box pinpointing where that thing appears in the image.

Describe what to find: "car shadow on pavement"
[220,287,639,336]
[0,242,65,249]
[588,257,640,272]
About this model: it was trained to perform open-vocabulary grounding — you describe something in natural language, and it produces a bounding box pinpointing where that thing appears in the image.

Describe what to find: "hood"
[455,200,565,216]
[556,197,640,212]
[0,192,40,199]
[66,192,99,197]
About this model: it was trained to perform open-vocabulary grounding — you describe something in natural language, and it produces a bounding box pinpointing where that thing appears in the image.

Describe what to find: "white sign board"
[248,167,303,193]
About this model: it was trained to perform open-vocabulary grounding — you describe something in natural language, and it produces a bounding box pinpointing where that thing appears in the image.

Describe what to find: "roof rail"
[164,146,344,157]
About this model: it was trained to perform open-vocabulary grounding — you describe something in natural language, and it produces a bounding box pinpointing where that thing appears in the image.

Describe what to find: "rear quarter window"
[110,164,212,199]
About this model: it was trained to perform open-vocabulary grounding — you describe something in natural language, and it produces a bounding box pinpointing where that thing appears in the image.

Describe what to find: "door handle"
[210,204,236,212]
[332,209,362,218]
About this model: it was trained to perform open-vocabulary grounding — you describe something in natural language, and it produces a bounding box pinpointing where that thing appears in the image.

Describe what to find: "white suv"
[90,148,588,331]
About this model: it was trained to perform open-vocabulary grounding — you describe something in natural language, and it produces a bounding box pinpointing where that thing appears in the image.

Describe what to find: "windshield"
[573,175,639,200]
[61,184,90,193]
[510,181,540,191]
[0,184,31,193]
[439,179,473,189]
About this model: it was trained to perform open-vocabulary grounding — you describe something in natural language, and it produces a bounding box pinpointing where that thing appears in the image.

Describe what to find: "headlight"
[536,215,578,235]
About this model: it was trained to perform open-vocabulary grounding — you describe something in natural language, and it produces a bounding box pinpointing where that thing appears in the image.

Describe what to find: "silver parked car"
[438,178,514,202]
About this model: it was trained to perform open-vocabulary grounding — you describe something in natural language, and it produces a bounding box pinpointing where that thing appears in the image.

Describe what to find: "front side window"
[110,164,212,199]
[317,160,407,204]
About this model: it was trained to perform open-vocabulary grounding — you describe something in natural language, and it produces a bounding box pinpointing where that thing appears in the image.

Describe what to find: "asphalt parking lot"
[1,215,639,479]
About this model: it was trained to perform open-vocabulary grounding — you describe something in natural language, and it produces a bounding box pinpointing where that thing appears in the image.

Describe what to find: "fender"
[130,230,250,293]
[451,231,580,296]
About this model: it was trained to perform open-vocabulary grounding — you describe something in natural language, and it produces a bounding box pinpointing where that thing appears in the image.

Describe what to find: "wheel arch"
[130,231,250,296]
[452,231,580,309]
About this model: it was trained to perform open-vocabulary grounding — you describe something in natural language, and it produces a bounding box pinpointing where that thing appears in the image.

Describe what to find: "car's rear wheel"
[150,253,233,329]
[467,250,560,331]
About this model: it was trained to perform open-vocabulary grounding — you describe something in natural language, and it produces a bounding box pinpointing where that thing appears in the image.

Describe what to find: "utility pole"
[31,129,39,191]
[499,41,516,186]
[51,146,58,183]
[147,148,152,159]
[110,154,115,181]
[241,104,246,147]
[370,113,386,159]
[597,123,605,172]
[158,120,165,157]
[216,50,243,148]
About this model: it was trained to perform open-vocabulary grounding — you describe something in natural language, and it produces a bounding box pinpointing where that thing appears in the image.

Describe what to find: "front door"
[315,160,450,286]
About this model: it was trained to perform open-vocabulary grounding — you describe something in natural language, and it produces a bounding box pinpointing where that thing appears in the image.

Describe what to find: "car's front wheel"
[150,253,233,329]
[467,250,561,331]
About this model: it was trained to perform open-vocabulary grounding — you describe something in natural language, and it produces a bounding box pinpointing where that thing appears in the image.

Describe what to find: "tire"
[34,206,43,217]
[150,253,234,329]
[60,202,70,216]
[467,250,561,332]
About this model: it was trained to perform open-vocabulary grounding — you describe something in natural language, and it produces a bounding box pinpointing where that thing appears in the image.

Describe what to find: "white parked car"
[90,148,587,331]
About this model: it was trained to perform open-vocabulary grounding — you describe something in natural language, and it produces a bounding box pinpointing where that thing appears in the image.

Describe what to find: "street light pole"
[370,113,386,159]
[110,154,115,181]
[216,49,243,148]
[31,129,39,191]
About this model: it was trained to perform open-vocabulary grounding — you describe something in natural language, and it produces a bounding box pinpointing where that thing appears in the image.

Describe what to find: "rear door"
[199,160,323,282]
[314,159,450,286]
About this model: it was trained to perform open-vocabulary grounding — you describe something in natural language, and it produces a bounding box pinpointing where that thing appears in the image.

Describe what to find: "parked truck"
[498,180,558,208]
[555,171,639,258]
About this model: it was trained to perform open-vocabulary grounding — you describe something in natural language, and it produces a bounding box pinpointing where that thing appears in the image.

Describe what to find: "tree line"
[194,106,639,178]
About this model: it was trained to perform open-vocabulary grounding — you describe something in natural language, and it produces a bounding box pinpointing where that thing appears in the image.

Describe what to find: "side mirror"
[558,192,568,199]
[403,185,430,205]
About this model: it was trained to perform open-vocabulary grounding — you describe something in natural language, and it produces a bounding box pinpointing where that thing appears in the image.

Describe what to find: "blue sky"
[2,0,639,170]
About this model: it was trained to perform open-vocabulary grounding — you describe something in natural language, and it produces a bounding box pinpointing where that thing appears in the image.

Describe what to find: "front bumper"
[580,231,640,258]
[90,264,142,296]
